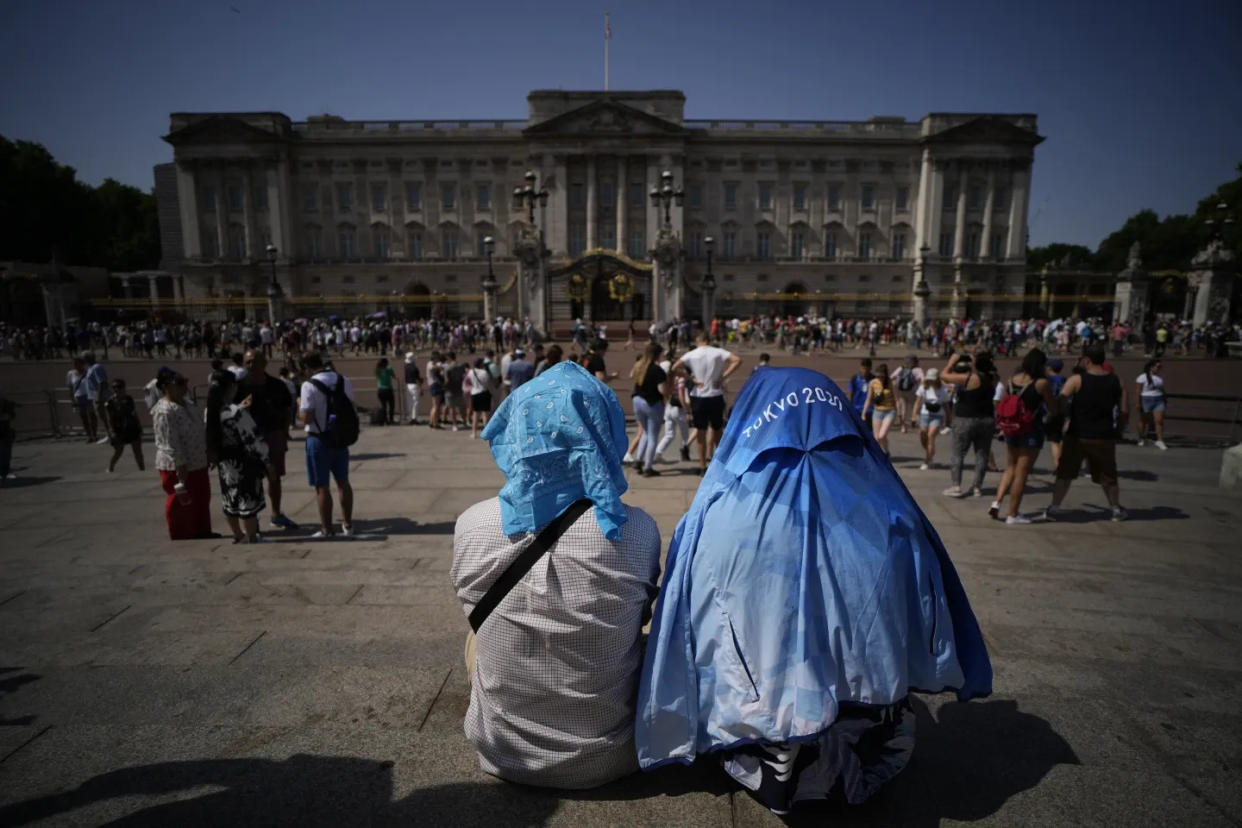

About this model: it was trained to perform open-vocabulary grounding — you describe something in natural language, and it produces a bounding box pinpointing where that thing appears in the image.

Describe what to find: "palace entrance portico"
[546,249,654,325]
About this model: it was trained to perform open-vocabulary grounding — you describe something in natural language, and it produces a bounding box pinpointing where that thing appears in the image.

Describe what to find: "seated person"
[451,361,661,789]
[636,366,992,814]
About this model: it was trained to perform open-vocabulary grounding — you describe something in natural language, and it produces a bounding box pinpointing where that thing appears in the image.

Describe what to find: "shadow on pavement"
[348,452,407,461]
[362,518,456,535]
[1117,469,1159,482]
[0,698,1075,827]
[0,476,62,490]
[0,667,40,727]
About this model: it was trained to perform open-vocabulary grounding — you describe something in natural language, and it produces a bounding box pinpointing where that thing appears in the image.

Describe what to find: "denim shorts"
[305,433,349,487]
[1004,428,1045,451]
[918,413,944,429]
[1141,396,1165,413]
[872,409,896,422]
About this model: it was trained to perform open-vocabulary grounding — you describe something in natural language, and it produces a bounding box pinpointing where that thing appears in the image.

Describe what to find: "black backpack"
[309,374,360,449]
[445,362,466,393]
[898,369,916,392]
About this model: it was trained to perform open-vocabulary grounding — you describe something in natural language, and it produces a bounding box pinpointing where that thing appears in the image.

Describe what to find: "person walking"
[403,352,423,424]
[1044,358,1067,471]
[443,352,468,432]
[669,333,742,476]
[939,350,998,498]
[862,363,898,456]
[151,369,214,540]
[299,352,356,538]
[103,379,145,473]
[205,370,270,544]
[67,356,97,442]
[656,363,692,463]
[1046,345,1129,522]
[375,358,397,425]
[427,352,445,429]
[82,352,112,445]
[848,358,873,432]
[467,357,493,439]
[916,368,950,470]
[239,350,297,531]
[894,355,923,434]
[630,342,668,477]
[989,348,1057,524]
[1134,359,1168,450]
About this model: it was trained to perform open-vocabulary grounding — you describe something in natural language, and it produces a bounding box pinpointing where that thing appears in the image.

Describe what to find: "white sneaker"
[941,486,966,498]
[1155,440,1168,451]
[1005,514,1032,525]
[1136,439,1145,447]
[95,436,110,445]
[1043,505,1064,522]
[340,523,354,537]
[971,487,983,498]
[988,502,1001,520]
[1111,507,1128,522]
[623,451,635,463]
[919,463,929,470]
[451,425,459,432]
[310,528,332,539]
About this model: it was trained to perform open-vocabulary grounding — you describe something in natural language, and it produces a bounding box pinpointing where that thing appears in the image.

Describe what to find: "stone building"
[155,90,1042,329]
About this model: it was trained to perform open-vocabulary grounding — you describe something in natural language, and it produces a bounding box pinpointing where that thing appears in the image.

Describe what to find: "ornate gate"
[547,250,654,322]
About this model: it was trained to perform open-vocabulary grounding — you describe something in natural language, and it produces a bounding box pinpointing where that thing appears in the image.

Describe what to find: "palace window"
[896,186,909,211]
[200,185,216,212]
[406,182,421,210]
[628,227,645,259]
[942,184,957,212]
[442,226,458,258]
[227,185,243,213]
[601,226,616,250]
[254,186,268,211]
[227,225,246,260]
[375,227,390,259]
[336,183,354,213]
[201,233,217,258]
[476,232,490,257]
[571,182,585,208]
[861,184,875,211]
[793,182,807,211]
[338,227,356,259]
[690,230,703,259]
[758,183,772,210]
[859,232,872,260]
[893,232,906,260]
[724,182,738,210]
[994,187,1010,211]
[305,227,322,260]
[757,230,771,260]
[825,231,838,259]
[939,231,954,257]
[827,184,842,211]
[688,183,703,209]
[628,182,644,207]
[407,230,423,259]
[302,184,317,213]
[570,223,586,256]
[441,183,456,211]
[966,230,980,259]
[790,229,805,259]
[371,183,387,212]
[723,231,737,258]
[967,185,982,211]
[991,231,1006,259]
[599,182,614,215]
[477,183,490,211]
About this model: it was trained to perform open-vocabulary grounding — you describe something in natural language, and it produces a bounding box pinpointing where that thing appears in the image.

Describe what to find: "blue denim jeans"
[633,397,665,471]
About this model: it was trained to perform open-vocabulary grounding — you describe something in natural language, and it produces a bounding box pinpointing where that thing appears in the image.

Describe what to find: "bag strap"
[468,499,593,633]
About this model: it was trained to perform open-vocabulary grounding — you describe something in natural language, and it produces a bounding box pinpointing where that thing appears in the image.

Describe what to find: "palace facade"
[154,90,1043,328]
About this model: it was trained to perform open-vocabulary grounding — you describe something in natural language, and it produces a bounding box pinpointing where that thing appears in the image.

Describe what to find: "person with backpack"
[893,355,923,434]
[299,352,357,538]
[916,368,950,470]
[989,348,1057,524]
[104,378,145,473]
[443,352,467,432]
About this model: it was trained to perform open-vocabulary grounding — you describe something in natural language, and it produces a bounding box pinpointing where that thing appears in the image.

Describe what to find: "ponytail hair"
[1143,359,1157,385]
[204,370,235,465]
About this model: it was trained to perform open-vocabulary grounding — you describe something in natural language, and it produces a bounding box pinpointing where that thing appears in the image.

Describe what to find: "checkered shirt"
[451,497,661,789]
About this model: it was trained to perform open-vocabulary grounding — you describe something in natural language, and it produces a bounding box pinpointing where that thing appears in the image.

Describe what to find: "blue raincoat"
[636,367,991,768]
[480,360,630,539]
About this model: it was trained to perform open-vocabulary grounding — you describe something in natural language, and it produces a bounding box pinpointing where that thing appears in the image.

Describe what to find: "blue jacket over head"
[636,367,991,768]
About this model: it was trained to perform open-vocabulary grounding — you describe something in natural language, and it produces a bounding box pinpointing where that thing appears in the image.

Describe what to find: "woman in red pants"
[150,369,214,539]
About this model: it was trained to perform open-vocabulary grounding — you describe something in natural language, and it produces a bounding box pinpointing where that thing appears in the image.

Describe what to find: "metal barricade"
[1161,392,1242,446]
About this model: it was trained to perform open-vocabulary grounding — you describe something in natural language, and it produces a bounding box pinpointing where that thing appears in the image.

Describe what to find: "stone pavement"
[0,420,1240,826]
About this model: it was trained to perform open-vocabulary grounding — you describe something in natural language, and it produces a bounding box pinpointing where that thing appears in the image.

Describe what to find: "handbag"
[468,499,593,632]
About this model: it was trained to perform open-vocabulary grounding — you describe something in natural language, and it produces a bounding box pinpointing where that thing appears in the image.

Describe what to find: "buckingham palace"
[153,89,1042,330]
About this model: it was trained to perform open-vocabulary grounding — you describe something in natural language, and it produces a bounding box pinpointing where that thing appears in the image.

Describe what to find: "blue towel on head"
[636,366,992,768]
[481,361,630,539]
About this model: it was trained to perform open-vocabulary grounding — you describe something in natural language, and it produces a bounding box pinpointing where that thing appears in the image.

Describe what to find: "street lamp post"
[649,170,684,228]
[513,170,549,225]
[264,243,283,325]
[512,171,550,325]
[701,235,716,330]
[913,245,931,326]
[482,235,497,322]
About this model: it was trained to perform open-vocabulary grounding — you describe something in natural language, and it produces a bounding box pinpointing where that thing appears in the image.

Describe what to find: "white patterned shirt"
[151,399,208,471]
[451,497,661,789]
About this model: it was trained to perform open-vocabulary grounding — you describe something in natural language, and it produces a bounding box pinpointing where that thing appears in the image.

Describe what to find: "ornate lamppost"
[701,235,717,328]
[649,170,684,227]
[1189,200,1237,326]
[482,235,497,322]
[512,171,550,327]
[264,243,283,325]
[513,170,549,224]
[912,245,931,326]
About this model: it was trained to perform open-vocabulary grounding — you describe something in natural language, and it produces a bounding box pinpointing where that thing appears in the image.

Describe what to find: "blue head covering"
[480,361,629,539]
[636,366,991,768]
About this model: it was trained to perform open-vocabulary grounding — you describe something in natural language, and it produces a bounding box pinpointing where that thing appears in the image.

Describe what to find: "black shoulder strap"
[468,499,593,633]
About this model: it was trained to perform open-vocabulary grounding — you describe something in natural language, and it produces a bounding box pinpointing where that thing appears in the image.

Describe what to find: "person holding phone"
[151,368,215,540]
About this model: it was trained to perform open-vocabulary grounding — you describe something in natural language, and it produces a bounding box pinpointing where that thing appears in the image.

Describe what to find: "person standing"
[629,342,667,477]
[467,357,493,439]
[862,363,898,456]
[443,352,468,432]
[299,352,356,538]
[669,333,742,476]
[1134,359,1168,450]
[103,379,145,473]
[916,368,950,470]
[427,351,445,429]
[848,358,873,432]
[505,348,535,391]
[206,370,270,544]
[1044,358,1067,471]
[1046,345,1129,522]
[989,349,1057,524]
[939,350,998,498]
[82,352,112,445]
[67,356,97,442]
[403,352,423,425]
[375,358,397,425]
[893,355,923,434]
[239,350,297,530]
[151,369,214,540]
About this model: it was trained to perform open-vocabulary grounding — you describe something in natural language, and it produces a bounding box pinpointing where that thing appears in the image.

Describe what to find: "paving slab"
[1,414,1241,826]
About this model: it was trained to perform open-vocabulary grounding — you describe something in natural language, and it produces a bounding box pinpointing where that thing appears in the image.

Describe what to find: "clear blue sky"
[2,0,1239,249]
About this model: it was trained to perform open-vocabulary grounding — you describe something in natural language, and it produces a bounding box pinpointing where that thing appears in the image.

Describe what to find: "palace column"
[176,162,202,259]
[950,163,967,316]
[1006,161,1031,262]
[981,164,996,260]
[616,156,627,253]
[214,165,227,258]
[913,148,932,254]
[585,156,597,251]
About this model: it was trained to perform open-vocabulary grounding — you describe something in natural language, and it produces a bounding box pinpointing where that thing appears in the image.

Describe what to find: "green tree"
[1027,243,1094,269]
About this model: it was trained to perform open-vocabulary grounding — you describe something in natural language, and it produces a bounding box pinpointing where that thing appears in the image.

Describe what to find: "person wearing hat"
[505,348,534,392]
[916,367,950,470]
[403,351,422,425]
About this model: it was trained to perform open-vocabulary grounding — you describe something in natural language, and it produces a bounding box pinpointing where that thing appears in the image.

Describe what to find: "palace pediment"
[164,115,287,146]
[524,99,685,137]
[923,116,1044,146]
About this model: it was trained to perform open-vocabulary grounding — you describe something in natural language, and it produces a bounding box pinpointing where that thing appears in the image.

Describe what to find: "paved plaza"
[1,398,1241,825]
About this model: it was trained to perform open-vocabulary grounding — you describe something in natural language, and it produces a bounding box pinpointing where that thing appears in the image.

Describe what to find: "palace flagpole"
[604,11,611,91]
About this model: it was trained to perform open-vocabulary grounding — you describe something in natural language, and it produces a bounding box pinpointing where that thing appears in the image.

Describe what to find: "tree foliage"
[0,134,160,270]
[1027,243,1094,269]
